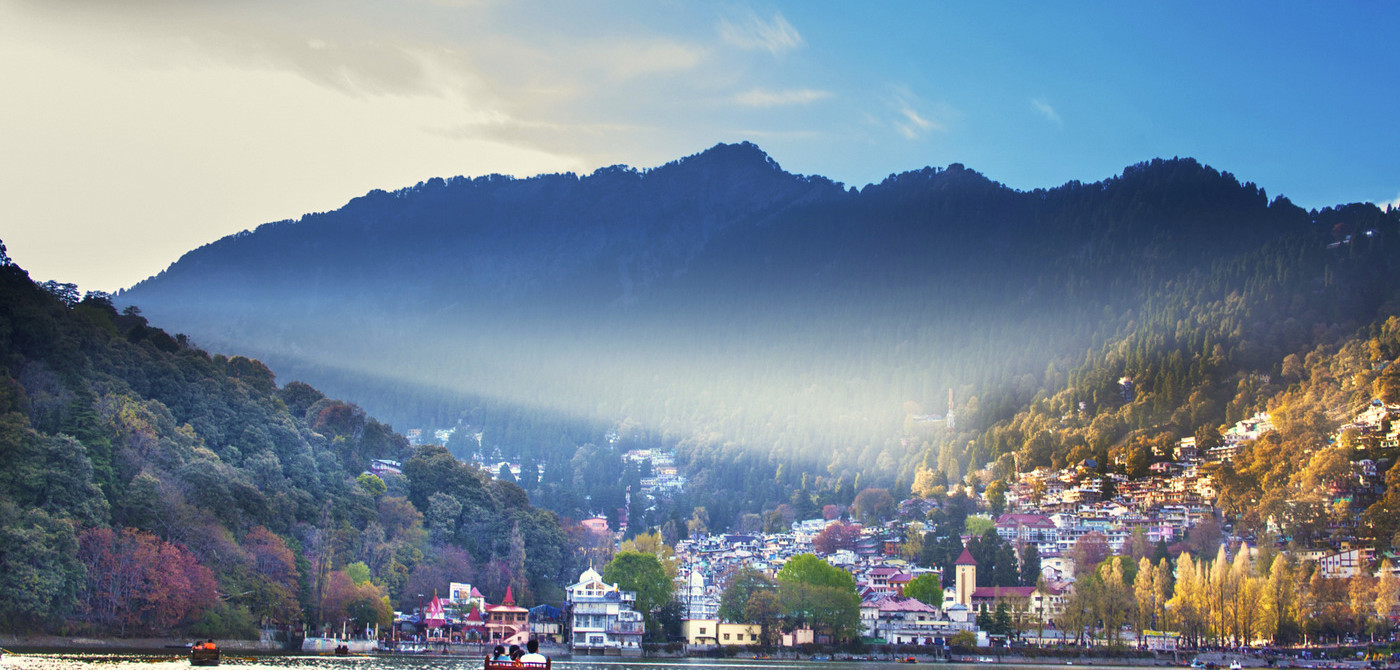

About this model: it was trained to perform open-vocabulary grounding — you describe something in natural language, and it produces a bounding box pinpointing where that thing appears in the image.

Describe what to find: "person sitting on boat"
[508,644,523,662]
[519,639,546,663]
[491,645,509,661]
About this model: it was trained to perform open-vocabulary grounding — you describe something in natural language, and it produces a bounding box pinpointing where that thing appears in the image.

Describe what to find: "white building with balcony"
[566,567,644,655]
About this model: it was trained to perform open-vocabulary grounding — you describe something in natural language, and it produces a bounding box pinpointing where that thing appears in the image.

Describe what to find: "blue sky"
[2,1,1397,292]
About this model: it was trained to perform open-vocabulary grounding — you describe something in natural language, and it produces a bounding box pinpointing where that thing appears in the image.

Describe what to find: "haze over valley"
[116,143,1400,527]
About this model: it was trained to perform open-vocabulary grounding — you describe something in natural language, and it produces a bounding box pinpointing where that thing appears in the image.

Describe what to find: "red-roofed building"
[865,566,902,594]
[864,595,964,645]
[484,588,529,643]
[461,607,487,639]
[888,571,918,596]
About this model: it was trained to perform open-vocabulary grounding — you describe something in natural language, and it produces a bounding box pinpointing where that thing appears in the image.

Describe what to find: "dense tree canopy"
[0,253,583,637]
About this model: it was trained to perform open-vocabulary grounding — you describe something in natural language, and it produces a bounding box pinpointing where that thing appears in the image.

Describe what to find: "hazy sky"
[3,1,1398,293]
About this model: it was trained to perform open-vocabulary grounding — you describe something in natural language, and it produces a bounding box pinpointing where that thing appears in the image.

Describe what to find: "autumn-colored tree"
[1348,571,1378,637]
[1166,553,1205,647]
[1133,557,1157,638]
[812,521,862,555]
[911,467,946,499]
[1374,560,1399,631]
[78,527,218,635]
[243,526,301,623]
[306,399,366,441]
[984,480,1008,516]
[620,530,678,579]
[1096,557,1134,645]
[1069,531,1110,576]
[320,569,391,629]
[1260,554,1300,644]
[1232,549,1264,646]
[851,488,894,525]
[400,546,474,612]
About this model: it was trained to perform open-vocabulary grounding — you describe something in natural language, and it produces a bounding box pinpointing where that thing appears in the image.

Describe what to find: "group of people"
[490,639,547,664]
[192,640,218,651]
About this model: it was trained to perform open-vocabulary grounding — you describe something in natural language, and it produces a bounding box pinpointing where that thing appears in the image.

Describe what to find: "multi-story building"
[566,567,644,655]
[484,586,529,644]
[1318,546,1374,579]
[994,513,1059,546]
[677,568,719,620]
[863,595,959,645]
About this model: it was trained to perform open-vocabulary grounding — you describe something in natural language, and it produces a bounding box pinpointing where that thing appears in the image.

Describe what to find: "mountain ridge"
[113,142,1398,527]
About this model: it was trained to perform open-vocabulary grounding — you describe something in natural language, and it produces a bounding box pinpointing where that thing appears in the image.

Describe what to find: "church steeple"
[954,546,978,607]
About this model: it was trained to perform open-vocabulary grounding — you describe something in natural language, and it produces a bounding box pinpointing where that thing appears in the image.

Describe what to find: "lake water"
[0,653,1131,670]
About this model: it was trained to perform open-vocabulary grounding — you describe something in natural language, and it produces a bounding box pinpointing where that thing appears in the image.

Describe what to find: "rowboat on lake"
[189,640,220,666]
[483,656,551,669]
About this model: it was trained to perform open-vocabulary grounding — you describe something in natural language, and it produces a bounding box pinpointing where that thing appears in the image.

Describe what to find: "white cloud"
[1032,98,1062,126]
[734,87,831,108]
[717,10,803,55]
[592,39,706,79]
[888,86,952,140]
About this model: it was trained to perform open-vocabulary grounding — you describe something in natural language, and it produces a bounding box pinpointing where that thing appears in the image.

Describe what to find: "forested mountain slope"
[117,143,1400,530]
[0,248,581,635]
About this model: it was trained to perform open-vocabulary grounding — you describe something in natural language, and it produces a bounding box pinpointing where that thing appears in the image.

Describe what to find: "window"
[723,633,730,640]
[698,627,706,634]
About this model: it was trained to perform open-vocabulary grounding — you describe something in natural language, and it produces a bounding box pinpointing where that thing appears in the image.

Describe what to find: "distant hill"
[118,142,1400,529]
[0,253,579,635]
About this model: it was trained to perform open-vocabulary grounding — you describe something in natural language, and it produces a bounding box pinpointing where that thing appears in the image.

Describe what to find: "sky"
[2,1,1398,293]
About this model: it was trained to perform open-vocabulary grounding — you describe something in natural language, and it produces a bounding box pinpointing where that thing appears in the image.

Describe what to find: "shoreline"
[2,637,1393,670]
[0,635,279,654]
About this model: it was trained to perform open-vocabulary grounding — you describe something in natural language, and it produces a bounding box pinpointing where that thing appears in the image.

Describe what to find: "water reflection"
[0,652,1110,670]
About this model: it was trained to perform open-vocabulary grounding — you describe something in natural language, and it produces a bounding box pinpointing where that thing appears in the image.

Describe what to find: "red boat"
[484,657,551,670]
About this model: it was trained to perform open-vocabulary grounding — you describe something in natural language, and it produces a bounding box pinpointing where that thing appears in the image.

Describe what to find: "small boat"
[484,657,551,670]
[190,641,220,666]
[334,645,351,656]
[1230,662,1243,670]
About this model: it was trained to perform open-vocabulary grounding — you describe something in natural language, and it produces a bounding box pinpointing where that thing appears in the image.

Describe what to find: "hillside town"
[380,398,1400,657]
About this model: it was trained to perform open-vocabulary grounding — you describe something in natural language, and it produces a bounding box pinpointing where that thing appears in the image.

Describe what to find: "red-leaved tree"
[244,526,301,623]
[812,521,863,555]
[320,569,391,630]
[77,527,218,635]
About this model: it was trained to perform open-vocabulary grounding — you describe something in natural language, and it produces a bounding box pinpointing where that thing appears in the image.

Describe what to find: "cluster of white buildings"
[623,449,688,495]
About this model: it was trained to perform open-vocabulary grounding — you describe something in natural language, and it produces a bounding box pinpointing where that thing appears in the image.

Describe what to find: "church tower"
[954,546,978,607]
